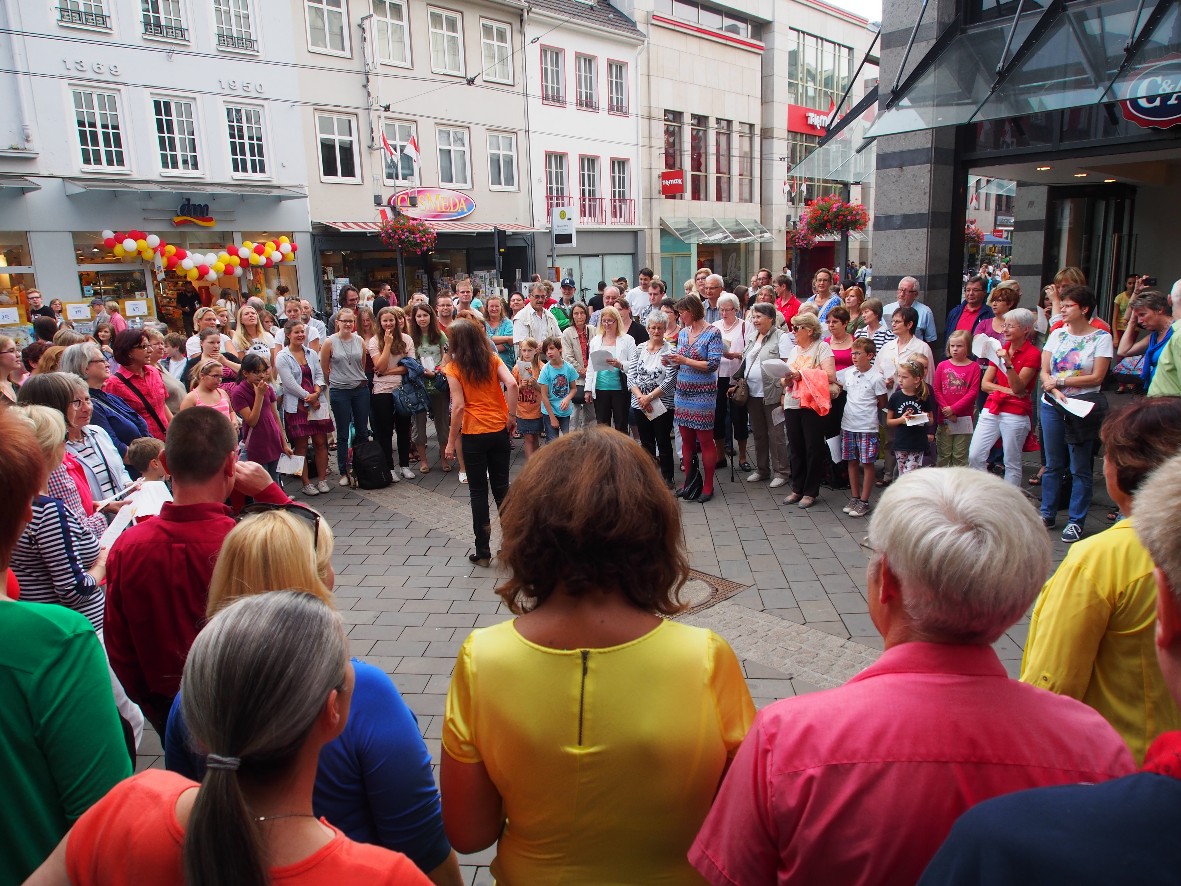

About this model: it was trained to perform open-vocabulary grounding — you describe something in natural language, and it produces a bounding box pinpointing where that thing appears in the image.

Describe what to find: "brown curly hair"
[496,426,690,615]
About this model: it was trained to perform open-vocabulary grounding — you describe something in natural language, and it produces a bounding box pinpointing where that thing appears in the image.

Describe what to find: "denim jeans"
[546,414,571,437]
[968,411,1029,487]
[329,384,371,473]
[461,430,511,557]
[1039,401,1095,526]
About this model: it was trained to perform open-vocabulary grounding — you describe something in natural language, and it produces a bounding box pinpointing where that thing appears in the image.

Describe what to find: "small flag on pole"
[403,134,421,167]
[380,131,396,158]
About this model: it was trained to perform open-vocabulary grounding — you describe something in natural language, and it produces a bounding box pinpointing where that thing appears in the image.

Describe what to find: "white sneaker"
[390,467,401,483]
[747,472,767,482]
[302,484,319,496]
[338,475,350,487]
[842,497,857,514]
[400,466,415,480]
[316,480,330,494]
[768,477,787,489]
[459,471,468,484]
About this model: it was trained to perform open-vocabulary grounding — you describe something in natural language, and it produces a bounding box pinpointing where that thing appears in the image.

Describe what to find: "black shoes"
[469,552,492,568]
[698,491,714,504]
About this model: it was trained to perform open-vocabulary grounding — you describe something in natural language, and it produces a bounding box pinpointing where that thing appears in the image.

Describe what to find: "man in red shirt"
[945,275,993,349]
[774,275,800,326]
[103,408,291,735]
[690,468,1135,886]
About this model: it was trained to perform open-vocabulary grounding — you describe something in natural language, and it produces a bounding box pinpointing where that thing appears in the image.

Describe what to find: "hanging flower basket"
[789,227,817,251]
[964,220,985,248]
[803,195,870,236]
[378,215,437,254]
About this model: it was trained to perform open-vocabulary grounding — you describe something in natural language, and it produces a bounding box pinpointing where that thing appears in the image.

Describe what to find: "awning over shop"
[0,176,40,192]
[317,221,538,234]
[660,217,773,244]
[868,0,1181,138]
[789,87,879,184]
[63,179,307,200]
[980,179,1017,196]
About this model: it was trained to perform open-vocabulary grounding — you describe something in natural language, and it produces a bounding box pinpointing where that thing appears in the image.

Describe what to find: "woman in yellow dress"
[440,426,754,884]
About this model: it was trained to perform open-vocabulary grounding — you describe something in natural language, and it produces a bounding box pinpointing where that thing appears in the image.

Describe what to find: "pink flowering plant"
[789,226,817,251]
[803,195,870,236]
[378,216,437,254]
[964,220,985,247]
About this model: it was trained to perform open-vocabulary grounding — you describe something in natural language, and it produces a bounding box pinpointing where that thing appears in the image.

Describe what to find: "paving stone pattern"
[137,436,1108,885]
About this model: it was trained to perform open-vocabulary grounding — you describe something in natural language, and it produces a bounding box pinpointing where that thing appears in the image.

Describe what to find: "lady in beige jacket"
[561,302,597,431]
[740,303,791,488]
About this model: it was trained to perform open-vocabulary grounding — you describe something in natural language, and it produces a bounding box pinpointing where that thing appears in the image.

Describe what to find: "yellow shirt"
[443,618,754,885]
[1021,519,1181,763]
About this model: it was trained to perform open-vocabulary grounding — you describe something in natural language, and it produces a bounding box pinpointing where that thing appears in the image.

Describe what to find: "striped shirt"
[11,495,104,631]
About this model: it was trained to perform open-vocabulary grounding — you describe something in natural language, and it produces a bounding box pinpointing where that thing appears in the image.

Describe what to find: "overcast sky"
[827,0,883,24]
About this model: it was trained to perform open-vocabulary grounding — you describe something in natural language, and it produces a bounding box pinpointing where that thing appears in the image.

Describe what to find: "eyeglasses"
[239,502,321,548]
[132,343,148,350]
[70,397,92,408]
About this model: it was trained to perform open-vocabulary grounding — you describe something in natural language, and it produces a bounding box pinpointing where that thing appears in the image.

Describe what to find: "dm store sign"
[1120,56,1181,130]
[388,188,476,220]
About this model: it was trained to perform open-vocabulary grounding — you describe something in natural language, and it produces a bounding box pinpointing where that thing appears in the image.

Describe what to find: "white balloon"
[238,247,251,260]
[180,258,195,271]
[279,242,292,254]
[146,234,161,248]
[205,270,218,282]
[122,238,137,252]
[101,229,115,240]
[233,266,244,277]
[269,251,282,262]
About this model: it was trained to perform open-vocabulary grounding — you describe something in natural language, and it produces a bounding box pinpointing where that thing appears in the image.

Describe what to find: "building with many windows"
[0,0,315,336]
[526,0,645,296]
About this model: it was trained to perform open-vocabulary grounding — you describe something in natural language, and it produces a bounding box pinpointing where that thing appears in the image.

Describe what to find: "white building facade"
[524,0,645,297]
[0,0,316,338]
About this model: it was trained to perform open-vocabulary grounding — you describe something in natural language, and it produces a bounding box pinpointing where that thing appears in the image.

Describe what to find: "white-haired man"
[589,286,622,328]
[691,468,1134,886]
[920,452,1181,884]
[699,273,725,324]
[512,282,560,356]
[883,277,938,345]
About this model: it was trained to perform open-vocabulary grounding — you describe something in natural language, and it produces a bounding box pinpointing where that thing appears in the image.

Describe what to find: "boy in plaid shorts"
[837,338,887,517]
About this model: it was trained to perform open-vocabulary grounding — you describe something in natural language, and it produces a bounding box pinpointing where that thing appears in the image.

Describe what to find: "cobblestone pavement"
[137,434,1112,884]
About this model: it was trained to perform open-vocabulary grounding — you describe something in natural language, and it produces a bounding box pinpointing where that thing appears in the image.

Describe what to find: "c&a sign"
[1120,56,1181,130]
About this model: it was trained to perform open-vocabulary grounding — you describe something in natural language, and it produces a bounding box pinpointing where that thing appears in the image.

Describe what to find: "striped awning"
[318,221,539,234]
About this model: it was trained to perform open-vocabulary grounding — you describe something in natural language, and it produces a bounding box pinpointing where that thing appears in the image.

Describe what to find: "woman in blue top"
[1115,289,1174,390]
[59,341,149,457]
[483,295,515,369]
[164,507,461,886]
[669,294,724,503]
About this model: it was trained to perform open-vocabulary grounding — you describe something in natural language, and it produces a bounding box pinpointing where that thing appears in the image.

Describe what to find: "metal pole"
[840,183,851,285]
[396,246,407,307]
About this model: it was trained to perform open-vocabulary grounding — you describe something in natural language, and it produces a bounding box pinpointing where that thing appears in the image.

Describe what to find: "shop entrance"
[1045,186,1136,317]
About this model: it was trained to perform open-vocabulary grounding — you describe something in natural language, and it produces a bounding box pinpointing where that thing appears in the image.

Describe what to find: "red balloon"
[263,258,273,267]
[253,243,265,255]
[165,256,179,269]
[103,237,116,248]
[175,248,187,261]
[197,264,210,276]
[290,242,298,252]
[128,230,143,241]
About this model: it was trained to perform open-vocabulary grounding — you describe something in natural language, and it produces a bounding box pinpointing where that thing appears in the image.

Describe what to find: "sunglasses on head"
[238,502,321,547]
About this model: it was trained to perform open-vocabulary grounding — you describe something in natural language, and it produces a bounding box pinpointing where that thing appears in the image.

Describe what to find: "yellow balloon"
[217,252,230,264]
[242,241,254,251]
[213,262,226,274]
[141,250,154,261]
[284,252,296,261]
[249,254,261,266]
[164,244,176,256]
[135,239,148,251]
[112,244,125,257]
[278,235,290,244]
[228,255,240,267]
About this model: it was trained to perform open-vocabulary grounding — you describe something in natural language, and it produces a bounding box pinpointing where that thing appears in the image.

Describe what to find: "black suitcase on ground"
[352,440,392,489]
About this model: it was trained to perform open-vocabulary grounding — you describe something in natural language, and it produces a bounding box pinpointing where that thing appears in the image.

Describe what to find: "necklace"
[255,812,318,823]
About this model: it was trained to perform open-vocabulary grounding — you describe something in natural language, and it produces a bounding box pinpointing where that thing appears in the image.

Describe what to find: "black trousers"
[784,407,827,497]
[632,406,675,481]
[594,388,630,433]
[371,392,413,469]
[713,377,750,441]
[462,430,511,557]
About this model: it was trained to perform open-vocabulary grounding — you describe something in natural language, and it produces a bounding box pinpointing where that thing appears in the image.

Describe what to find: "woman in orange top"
[443,320,517,568]
[26,591,431,886]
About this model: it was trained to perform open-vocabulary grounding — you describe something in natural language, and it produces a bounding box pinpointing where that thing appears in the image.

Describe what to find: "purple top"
[229,379,283,463]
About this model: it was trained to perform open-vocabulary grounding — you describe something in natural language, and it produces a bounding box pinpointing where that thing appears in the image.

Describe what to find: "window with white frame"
[58,0,111,29]
[487,133,516,190]
[153,96,199,173]
[436,127,470,187]
[480,20,512,83]
[610,158,629,201]
[214,0,256,52]
[575,55,597,110]
[306,0,348,54]
[142,0,187,40]
[545,152,567,198]
[373,0,410,66]
[541,47,564,104]
[72,88,126,169]
[607,61,627,114]
[579,156,599,199]
[382,120,416,183]
[428,9,464,75]
[225,104,267,176]
[317,113,358,181]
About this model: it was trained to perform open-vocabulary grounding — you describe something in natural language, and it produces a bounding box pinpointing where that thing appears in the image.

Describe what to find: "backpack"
[352,439,392,489]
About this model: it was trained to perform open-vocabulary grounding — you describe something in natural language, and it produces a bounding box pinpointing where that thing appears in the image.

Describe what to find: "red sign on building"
[787,103,832,137]
[660,169,686,196]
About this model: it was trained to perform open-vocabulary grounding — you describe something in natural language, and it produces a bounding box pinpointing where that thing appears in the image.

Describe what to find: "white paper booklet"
[761,358,792,378]
[1042,393,1094,418]
[643,398,668,419]
[276,453,307,475]
[588,349,614,372]
[972,334,1005,369]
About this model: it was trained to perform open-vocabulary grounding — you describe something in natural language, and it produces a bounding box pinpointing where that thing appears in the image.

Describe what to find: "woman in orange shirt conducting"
[443,320,517,568]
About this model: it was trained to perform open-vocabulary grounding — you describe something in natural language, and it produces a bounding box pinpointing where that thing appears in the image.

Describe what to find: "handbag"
[728,357,749,404]
[393,380,430,416]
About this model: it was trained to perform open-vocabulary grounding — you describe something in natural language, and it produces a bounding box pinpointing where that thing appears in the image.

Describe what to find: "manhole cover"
[674,569,749,617]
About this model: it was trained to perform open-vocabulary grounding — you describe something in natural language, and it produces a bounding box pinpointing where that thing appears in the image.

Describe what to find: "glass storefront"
[0,232,37,347]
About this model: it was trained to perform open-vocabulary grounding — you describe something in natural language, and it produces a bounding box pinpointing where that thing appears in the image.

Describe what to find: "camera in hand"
[1144,276,1158,287]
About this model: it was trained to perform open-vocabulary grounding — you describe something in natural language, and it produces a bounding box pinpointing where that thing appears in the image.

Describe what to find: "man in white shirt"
[626,267,654,314]
[882,277,938,345]
[275,299,322,351]
[513,283,560,355]
[300,300,328,342]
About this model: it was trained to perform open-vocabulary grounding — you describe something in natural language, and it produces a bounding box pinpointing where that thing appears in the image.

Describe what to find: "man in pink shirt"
[690,468,1135,886]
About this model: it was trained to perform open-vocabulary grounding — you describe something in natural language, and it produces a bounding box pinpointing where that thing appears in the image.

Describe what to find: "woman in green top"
[484,295,515,369]
[411,301,453,474]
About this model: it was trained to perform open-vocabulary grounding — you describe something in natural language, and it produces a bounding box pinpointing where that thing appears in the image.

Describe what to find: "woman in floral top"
[628,312,679,487]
